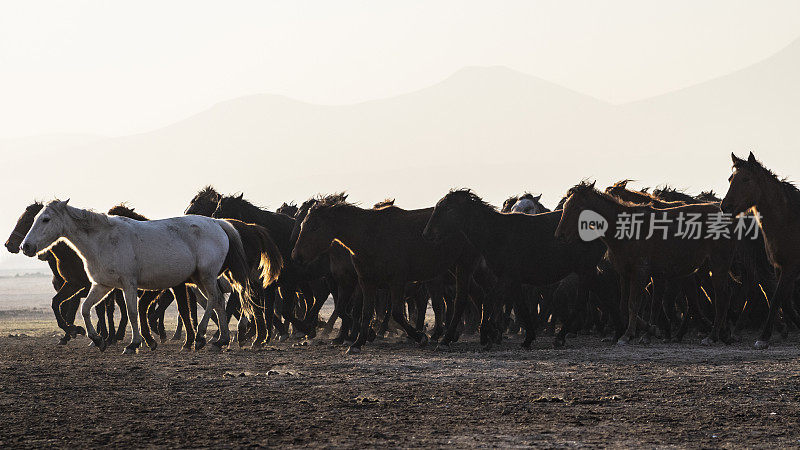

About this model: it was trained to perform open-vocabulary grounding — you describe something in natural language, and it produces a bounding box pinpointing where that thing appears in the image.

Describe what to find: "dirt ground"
[2,311,800,448]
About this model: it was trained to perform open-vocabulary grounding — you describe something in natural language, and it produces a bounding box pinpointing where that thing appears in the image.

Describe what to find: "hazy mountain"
[2,39,799,270]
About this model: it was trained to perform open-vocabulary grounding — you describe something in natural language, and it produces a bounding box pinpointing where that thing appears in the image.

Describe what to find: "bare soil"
[1,311,800,448]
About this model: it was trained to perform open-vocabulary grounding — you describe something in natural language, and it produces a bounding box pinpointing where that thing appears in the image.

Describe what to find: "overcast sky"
[1,0,800,138]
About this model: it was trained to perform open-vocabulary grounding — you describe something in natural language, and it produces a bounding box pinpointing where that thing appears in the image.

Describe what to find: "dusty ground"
[2,310,800,448]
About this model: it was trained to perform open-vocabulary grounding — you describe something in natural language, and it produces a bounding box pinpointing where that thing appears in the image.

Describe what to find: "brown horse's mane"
[734,154,800,211]
[697,190,721,202]
[569,180,647,209]
[108,203,149,221]
[446,188,498,213]
[373,198,395,209]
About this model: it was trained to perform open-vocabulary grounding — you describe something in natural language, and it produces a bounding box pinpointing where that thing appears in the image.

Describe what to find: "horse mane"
[734,153,800,212]
[49,200,110,229]
[653,185,696,203]
[697,190,721,202]
[26,201,44,212]
[107,203,149,221]
[446,188,497,213]
[568,180,645,208]
[373,198,395,209]
[194,185,221,202]
[610,179,634,189]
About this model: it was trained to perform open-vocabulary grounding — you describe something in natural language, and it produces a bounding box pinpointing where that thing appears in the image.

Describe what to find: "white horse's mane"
[47,200,110,230]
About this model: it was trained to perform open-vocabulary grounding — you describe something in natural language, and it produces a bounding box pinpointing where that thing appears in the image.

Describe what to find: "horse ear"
[533,194,542,202]
[236,193,244,200]
[731,152,742,164]
[590,181,596,189]
[747,151,757,164]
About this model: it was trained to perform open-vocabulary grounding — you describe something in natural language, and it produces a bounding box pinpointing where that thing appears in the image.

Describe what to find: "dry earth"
[1,308,800,448]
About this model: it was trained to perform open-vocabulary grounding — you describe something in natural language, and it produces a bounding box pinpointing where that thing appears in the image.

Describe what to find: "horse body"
[556,182,735,344]
[293,199,481,353]
[424,189,610,347]
[20,200,254,353]
[722,152,800,349]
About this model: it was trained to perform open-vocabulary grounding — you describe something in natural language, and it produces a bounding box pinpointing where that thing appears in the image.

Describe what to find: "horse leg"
[173,284,194,351]
[251,284,269,348]
[429,288,447,342]
[51,283,79,343]
[618,274,642,345]
[61,285,88,338]
[347,281,376,354]
[120,285,144,354]
[440,267,473,347]
[112,290,128,342]
[331,283,355,345]
[95,300,108,341]
[80,284,114,351]
[155,291,174,343]
[195,278,229,351]
[138,290,160,351]
[388,282,428,347]
[104,295,117,345]
[704,255,735,345]
[756,266,799,349]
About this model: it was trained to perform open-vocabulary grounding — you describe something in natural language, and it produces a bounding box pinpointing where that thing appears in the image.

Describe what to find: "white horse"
[20,199,256,354]
[510,193,549,215]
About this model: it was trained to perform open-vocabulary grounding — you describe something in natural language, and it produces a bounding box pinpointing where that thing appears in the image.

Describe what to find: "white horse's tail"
[218,220,256,318]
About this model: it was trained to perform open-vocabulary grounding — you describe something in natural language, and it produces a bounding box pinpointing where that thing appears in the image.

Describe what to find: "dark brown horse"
[423,189,614,347]
[5,202,126,345]
[210,193,326,342]
[556,181,738,344]
[722,152,800,349]
[292,197,482,354]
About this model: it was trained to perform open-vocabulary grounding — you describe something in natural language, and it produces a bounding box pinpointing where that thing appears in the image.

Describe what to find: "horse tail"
[218,219,255,318]
[251,225,283,288]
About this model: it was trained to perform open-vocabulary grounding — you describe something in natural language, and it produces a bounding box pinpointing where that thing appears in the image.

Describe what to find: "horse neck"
[582,192,629,240]
[58,207,109,265]
[324,207,376,256]
[755,178,793,236]
[459,204,503,253]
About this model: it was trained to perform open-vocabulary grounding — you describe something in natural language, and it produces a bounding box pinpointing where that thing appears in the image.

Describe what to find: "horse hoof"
[90,336,107,352]
[754,340,770,350]
[146,340,157,351]
[170,334,183,342]
[521,341,533,350]
[208,344,222,353]
[122,346,137,355]
[729,334,742,343]
[58,336,70,345]
[700,337,714,346]
[73,326,86,337]
[277,334,290,343]
[346,346,361,355]
[195,336,207,351]
[638,335,651,345]
[436,342,451,352]
[180,345,193,352]
[616,336,630,346]
[418,334,429,348]
[553,338,565,348]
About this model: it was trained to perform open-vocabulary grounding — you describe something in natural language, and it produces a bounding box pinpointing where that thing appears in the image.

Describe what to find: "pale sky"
[1,0,800,138]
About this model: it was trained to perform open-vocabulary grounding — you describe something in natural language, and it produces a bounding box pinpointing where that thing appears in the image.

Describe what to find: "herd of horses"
[4,152,799,355]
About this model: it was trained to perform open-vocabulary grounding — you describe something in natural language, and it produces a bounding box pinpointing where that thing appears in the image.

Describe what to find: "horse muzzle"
[4,240,20,254]
[21,242,37,257]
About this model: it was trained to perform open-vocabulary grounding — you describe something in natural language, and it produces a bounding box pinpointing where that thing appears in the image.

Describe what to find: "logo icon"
[578,210,607,241]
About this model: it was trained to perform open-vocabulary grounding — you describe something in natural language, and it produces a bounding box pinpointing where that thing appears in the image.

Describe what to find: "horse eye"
[42,217,50,223]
